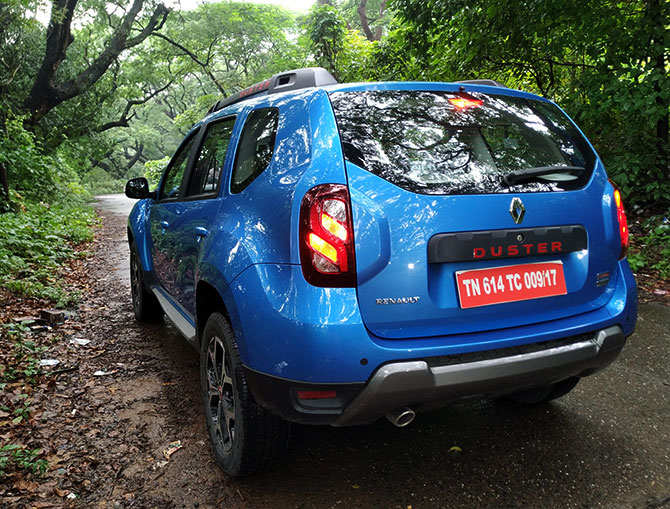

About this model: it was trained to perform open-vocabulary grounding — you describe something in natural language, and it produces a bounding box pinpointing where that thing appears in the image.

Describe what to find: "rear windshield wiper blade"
[503,166,585,186]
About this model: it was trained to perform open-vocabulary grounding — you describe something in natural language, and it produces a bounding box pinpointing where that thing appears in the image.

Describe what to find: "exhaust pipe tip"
[386,407,416,427]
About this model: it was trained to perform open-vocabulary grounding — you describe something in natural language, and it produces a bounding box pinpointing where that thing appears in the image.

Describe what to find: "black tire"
[129,244,163,322]
[506,377,580,405]
[200,312,290,477]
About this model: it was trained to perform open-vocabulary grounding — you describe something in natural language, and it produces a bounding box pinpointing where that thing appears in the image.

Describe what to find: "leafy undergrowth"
[627,207,670,305]
[0,200,98,307]
[0,200,97,487]
[0,321,53,485]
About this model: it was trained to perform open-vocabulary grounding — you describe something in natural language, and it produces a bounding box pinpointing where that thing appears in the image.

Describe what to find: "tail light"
[609,180,629,259]
[299,184,356,287]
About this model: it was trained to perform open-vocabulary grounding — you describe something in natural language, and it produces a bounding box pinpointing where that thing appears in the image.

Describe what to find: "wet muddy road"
[84,195,669,508]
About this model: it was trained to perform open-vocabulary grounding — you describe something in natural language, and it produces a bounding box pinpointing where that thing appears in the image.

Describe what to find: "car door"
[149,129,200,299]
[168,116,237,316]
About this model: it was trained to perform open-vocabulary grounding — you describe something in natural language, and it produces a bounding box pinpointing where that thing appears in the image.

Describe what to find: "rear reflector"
[296,390,337,400]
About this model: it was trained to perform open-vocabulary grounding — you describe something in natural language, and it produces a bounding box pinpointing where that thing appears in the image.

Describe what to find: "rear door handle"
[194,227,209,241]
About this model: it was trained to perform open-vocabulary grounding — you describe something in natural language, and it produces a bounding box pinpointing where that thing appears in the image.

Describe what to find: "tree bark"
[24,0,170,124]
[358,0,375,41]
[126,144,144,171]
[358,0,386,41]
[0,163,9,205]
[647,0,669,174]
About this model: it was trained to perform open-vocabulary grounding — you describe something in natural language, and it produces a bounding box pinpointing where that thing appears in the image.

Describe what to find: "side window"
[160,131,199,200]
[230,108,279,194]
[186,117,236,197]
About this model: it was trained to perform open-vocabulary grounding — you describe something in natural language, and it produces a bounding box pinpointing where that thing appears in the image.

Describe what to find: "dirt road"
[12,195,669,508]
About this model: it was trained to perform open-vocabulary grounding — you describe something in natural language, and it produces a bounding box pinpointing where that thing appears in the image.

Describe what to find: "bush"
[80,167,127,195]
[0,201,97,306]
[0,115,60,202]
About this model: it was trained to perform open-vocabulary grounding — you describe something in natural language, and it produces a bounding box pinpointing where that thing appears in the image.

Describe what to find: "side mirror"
[125,177,153,200]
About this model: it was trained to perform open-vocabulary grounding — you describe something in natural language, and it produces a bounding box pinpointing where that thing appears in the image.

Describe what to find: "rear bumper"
[246,325,626,426]
[332,325,624,426]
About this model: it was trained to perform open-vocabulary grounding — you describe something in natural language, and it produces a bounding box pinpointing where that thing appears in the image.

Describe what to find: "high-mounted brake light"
[299,184,356,287]
[609,180,629,259]
[449,97,484,110]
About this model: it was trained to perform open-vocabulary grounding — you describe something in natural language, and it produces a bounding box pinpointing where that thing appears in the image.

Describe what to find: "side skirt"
[152,287,198,349]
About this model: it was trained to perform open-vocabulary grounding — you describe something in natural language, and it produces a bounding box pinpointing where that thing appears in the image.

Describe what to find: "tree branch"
[358,0,376,42]
[151,32,227,95]
[24,0,171,124]
[97,80,172,132]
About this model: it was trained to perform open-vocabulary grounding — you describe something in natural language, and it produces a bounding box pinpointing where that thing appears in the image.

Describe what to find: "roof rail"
[207,67,338,114]
[455,79,508,88]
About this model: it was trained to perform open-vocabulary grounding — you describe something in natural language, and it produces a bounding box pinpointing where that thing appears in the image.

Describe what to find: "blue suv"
[125,67,637,477]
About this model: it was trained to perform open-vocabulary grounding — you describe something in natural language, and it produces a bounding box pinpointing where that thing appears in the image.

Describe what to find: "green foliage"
[0,201,96,305]
[0,444,48,479]
[629,213,670,278]
[144,156,170,189]
[305,5,377,82]
[0,115,59,201]
[0,323,45,385]
[306,6,348,77]
[386,0,670,206]
[80,167,127,196]
[174,94,218,132]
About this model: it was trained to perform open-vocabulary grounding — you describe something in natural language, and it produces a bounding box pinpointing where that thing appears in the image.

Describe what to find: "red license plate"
[456,261,567,309]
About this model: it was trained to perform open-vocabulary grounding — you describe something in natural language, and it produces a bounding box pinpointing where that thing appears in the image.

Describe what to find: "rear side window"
[329,90,595,195]
[230,108,279,194]
[160,130,199,200]
[187,117,236,197]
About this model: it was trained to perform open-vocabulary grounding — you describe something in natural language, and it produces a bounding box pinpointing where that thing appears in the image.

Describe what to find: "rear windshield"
[329,90,595,195]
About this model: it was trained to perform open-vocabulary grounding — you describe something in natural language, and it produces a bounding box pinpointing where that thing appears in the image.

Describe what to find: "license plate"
[456,261,567,309]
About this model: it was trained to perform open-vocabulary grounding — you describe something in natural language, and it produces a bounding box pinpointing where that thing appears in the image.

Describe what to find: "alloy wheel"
[205,335,236,453]
[130,251,142,312]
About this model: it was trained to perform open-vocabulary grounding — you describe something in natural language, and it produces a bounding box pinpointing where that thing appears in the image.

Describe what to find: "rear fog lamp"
[296,390,337,400]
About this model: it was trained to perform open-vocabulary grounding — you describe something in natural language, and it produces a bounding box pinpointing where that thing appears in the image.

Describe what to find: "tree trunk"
[23,0,170,125]
[647,0,669,174]
[0,162,9,205]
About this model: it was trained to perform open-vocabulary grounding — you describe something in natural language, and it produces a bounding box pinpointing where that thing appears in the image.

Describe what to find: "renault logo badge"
[509,197,525,224]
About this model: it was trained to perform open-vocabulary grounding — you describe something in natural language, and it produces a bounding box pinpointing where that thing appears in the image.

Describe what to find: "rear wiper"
[503,166,585,186]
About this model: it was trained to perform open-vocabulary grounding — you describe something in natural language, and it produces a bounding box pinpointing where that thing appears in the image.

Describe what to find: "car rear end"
[242,81,636,427]
[291,82,637,422]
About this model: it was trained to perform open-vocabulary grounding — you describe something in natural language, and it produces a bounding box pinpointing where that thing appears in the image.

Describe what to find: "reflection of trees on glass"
[188,118,236,196]
[330,91,595,195]
[160,133,199,200]
[231,108,279,194]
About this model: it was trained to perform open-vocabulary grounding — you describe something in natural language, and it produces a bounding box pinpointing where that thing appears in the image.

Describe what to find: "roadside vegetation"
[0,0,667,487]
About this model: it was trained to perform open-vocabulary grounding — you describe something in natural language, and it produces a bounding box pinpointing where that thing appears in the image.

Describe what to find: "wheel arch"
[195,279,250,363]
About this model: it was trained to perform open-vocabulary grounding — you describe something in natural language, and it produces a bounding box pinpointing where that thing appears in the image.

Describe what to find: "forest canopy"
[0,0,668,205]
